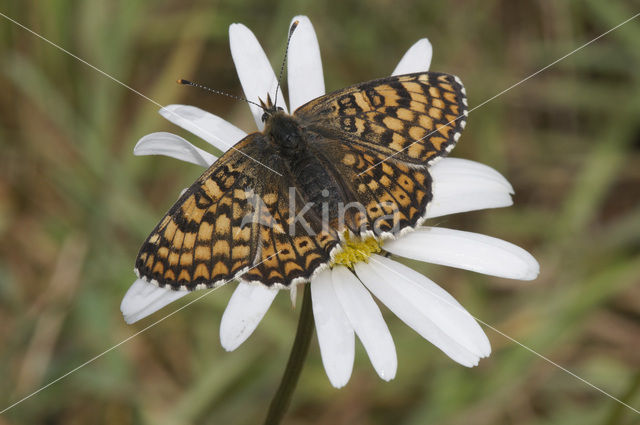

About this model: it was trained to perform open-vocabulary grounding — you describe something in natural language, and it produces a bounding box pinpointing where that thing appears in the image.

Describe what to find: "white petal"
[219,281,278,351]
[331,266,397,381]
[287,16,325,111]
[159,105,247,153]
[431,158,514,192]
[392,38,433,75]
[229,23,287,130]
[356,256,490,366]
[428,158,514,218]
[121,279,189,324]
[385,227,539,280]
[311,269,354,388]
[134,132,217,167]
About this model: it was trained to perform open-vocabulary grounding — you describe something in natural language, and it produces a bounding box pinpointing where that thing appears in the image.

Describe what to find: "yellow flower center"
[331,233,382,268]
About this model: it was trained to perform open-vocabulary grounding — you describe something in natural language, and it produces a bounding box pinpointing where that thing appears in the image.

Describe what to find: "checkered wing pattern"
[295,72,468,166]
[135,134,339,290]
[303,137,433,237]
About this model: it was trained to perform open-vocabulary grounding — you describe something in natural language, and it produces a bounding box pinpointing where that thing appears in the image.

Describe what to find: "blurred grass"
[1,0,640,424]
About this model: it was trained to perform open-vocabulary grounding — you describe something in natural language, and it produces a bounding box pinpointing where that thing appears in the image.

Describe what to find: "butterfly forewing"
[295,72,467,165]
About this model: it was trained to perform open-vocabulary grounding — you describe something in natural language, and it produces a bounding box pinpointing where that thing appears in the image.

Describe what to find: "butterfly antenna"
[273,20,299,110]
[176,79,265,111]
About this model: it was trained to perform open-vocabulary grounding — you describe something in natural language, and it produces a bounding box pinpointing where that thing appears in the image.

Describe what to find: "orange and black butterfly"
[135,72,468,290]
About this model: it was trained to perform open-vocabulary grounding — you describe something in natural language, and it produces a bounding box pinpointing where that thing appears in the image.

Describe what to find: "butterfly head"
[259,93,285,123]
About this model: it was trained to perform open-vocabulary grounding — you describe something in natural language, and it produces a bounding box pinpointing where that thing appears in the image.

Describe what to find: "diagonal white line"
[0,11,282,176]
[2,287,224,414]
[358,11,640,176]
[1,286,222,415]
[0,251,282,415]
[472,318,640,415]
[366,254,640,415]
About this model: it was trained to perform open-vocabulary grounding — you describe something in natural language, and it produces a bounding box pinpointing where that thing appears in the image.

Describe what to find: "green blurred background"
[1,1,639,424]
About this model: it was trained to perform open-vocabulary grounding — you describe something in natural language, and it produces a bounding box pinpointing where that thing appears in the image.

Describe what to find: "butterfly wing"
[289,72,467,238]
[135,134,339,290]
[294,72,468,165]
[302,136,433,237]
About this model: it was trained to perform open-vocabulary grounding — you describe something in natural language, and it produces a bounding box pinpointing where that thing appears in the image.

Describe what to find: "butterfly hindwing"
[295,72,468,166]
[303,136,433,237]
[240,182,338,286]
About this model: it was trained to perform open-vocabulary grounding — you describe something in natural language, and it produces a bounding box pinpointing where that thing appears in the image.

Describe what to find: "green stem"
[263,284,314,425]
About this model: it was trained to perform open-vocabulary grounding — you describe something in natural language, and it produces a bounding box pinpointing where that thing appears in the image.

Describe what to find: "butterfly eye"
[261,112,269,122]
[276,106,284,112]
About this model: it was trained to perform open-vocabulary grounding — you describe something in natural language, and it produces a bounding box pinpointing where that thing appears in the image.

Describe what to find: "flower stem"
[263,284,314,425]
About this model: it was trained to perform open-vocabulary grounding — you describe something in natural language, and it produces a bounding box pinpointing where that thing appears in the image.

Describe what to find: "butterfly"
[135,72,468,290]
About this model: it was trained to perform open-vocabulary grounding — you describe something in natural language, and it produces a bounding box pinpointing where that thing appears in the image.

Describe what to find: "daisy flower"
[121,16,539,388]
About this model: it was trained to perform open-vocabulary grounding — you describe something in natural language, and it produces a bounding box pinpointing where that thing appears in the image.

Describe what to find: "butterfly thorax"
[263,110,352,231]
[264,111,306,158]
